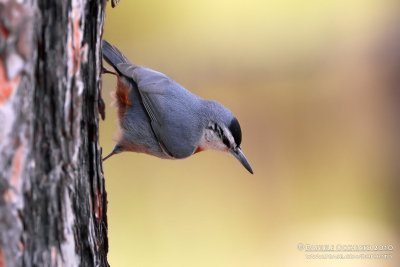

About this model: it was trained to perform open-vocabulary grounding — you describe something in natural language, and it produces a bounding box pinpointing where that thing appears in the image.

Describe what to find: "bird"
[101,40,253,174]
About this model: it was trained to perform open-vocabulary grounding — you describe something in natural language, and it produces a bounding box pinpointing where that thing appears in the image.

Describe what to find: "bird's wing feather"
[116,63,203,159]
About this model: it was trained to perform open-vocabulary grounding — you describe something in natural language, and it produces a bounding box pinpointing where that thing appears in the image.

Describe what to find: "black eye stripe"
[222,136,230,147]
[216,124,231,148]
[207,122,235,148]
[214,123,222,138]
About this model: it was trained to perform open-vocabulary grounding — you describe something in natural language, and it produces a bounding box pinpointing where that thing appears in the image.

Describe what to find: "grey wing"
[116,63,203,159]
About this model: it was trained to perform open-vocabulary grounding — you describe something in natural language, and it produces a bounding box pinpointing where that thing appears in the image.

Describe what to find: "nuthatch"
[102,40,253,174]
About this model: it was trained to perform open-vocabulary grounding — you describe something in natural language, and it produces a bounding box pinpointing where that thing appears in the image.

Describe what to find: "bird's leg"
[103,144,123,161]
[102,66,117,75]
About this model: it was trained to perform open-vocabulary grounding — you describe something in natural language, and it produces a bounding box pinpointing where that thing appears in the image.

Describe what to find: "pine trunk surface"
[0,0,109,266]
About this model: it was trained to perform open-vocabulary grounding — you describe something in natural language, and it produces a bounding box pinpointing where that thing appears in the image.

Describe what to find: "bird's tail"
[102,40,129,71]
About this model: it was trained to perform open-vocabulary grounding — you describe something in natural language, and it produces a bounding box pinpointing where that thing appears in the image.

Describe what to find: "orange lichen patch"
[3,190,11,203]
[0,249,5,267]
[18,241,24,251]
[115,76,131,124]
[72,10,80,46]
[5,146,23,202]
[0,24,9,39]
[0,62,20,104]
[68,9,82,74]
[51,246,57,265]
[72,10,81,72]
[11,146,22,187]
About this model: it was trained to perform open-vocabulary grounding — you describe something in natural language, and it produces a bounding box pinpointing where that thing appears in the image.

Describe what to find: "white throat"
[198,128,228,152]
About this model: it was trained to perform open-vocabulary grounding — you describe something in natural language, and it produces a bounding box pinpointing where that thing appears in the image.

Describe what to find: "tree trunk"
[0,0,108,266]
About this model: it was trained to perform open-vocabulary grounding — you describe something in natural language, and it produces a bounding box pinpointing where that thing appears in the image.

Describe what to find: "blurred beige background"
[100,0,400,266]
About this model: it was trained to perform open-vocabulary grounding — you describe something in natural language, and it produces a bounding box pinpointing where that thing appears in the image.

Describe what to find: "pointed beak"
[231,148,254,174]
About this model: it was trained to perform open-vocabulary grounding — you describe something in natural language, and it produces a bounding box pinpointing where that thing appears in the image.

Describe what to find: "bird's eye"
[222,136,230,147]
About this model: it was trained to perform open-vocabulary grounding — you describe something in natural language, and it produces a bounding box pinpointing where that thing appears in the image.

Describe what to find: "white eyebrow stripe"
[222,126,235,147]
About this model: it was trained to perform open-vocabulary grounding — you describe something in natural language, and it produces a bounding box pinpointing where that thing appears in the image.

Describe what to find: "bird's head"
[198,101,253,174]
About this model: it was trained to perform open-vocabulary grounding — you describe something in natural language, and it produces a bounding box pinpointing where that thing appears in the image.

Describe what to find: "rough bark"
[0,0,108,266]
